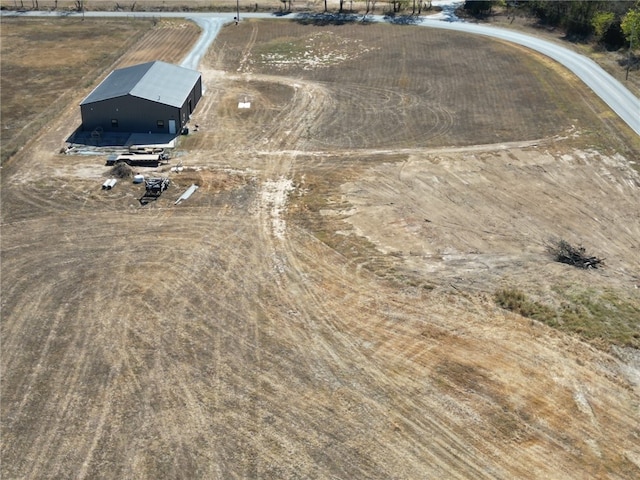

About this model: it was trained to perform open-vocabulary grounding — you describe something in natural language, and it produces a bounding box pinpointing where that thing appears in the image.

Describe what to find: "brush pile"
[546,239,604,269]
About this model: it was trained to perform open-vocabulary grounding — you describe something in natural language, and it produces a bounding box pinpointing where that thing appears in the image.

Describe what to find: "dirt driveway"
[2,18,640,479]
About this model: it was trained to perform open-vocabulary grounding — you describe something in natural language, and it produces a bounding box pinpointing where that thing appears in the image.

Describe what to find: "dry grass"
[2,16,640,480]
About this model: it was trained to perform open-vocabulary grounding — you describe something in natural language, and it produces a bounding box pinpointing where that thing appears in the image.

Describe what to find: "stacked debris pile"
[546,239,604,269]
[110,162,132,179]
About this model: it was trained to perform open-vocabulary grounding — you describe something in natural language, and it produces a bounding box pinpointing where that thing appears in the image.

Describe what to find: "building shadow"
[294,13,361,26]
[66,127,178,149]
[383,14,423,25]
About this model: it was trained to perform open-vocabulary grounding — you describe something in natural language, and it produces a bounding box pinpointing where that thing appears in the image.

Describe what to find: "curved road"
[3,9,639,136]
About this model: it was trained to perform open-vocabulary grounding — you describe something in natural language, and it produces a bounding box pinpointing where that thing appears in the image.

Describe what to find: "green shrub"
[495,287,640,349]
[494,289,556,323]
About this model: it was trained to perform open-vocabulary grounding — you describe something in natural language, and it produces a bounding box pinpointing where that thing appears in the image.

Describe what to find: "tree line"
[465,1,640,50]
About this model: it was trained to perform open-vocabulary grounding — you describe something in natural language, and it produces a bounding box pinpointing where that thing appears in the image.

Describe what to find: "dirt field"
[2,17,640,479]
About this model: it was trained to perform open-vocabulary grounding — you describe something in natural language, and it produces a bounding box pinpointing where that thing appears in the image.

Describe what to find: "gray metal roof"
[80,61,201,108]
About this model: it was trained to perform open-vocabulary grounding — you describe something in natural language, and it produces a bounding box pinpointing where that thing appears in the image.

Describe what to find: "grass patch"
[495,287,640,349]
[254,36,308,57]
[494,289,556,323]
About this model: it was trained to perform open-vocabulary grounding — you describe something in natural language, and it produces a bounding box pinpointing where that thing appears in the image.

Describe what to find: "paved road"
[3,9,639,135]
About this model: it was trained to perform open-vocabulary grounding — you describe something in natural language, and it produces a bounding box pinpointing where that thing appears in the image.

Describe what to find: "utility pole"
[235,0,240,24]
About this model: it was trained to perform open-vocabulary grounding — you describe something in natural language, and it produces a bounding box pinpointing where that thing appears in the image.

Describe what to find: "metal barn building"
[80,61,202,135]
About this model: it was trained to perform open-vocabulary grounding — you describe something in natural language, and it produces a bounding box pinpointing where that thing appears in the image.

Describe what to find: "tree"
[280,0,292,12]
[363,0,377,16]
[464,0,494,15]
[524,0,636,39]
[566,0,601,36]
[622,7,640,79]
[621,8,640,48]
[389,0,406,13]
[592,11,615,43]
[418,0,431,15]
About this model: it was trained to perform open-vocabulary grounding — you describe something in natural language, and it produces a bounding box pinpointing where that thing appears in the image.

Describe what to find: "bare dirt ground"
[2,17,640,479]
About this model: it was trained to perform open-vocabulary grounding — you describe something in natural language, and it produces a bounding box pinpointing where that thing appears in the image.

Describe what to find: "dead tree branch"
[546,238,604,269]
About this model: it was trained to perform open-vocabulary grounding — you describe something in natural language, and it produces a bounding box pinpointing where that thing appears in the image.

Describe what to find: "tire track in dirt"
[222,74,335,154]
[76,374,115,480]
[5,209,270,476]
[241,74,509,472]
[247,225,514,478]
[138,210,272,477]
[237,22,258,73]
[251,136,549,160]
[239,68,342,473]
[311,82,454,150]
[3,244,120,477]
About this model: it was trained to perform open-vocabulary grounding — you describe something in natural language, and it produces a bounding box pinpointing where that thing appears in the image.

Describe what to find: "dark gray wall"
[81,78,202,134]
[178,77,203,128]
[81,96,179,133]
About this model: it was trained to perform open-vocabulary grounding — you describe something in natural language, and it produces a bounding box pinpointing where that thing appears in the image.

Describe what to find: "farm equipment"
[145,177,170,196]
[139,177,170,205]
